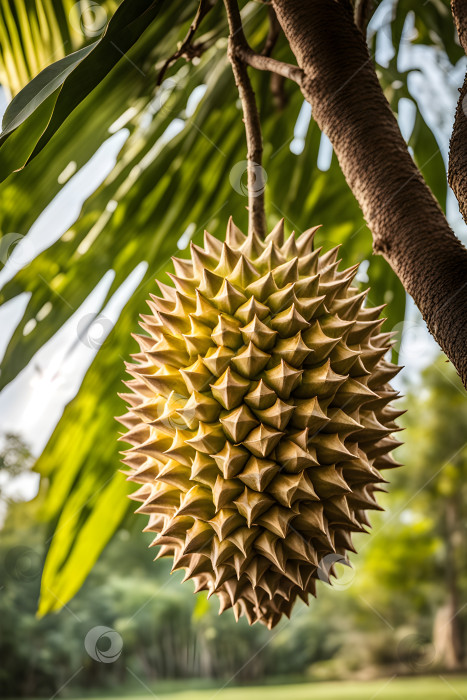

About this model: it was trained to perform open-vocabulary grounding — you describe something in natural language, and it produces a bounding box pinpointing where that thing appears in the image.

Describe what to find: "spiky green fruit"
[118,219,402,628]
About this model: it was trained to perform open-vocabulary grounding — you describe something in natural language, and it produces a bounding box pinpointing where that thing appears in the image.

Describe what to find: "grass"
[56,676,467,700]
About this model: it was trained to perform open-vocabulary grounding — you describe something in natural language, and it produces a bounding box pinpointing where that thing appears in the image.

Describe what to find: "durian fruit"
[118,219,403,629]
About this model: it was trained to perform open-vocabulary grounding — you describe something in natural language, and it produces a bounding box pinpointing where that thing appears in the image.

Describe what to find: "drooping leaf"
[38,475,133,617]
[0,1,114,95]
[0,1,205,249]
[0,0,170,180]
[1,43,96,136]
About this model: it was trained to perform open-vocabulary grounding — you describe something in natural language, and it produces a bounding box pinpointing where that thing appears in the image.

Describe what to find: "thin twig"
[234,44,303,84]
[224,0,267,238]
[156,0,217,87]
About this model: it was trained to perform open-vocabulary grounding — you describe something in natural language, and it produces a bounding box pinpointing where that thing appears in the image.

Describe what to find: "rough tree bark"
[449,0,467,225]
[272,0,467,387]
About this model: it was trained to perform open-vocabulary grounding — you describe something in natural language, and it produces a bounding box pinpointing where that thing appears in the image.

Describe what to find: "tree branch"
[224,0,267,238]
[272,0,467,387]
[233,44,303,84]
[448,0,467,224]
[156,0,216,87]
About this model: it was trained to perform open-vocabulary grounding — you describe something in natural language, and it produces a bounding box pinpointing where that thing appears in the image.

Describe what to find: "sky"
[0,2,466,504]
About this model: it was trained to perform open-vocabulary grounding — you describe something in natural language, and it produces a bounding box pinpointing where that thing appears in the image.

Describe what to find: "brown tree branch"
[234,44,303,84]
[231,4,303,111]
[224,0,267,238]
[448,0,467,224]
[272,0,467,387]
[156,0,217,87]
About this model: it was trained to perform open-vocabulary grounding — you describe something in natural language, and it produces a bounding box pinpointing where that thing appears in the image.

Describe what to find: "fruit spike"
[119,218,403,629]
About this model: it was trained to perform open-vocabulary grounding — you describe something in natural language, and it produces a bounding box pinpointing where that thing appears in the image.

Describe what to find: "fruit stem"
[224,0,267,240]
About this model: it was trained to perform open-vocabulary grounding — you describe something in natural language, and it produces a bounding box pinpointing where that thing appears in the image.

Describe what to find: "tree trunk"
[433,497,464,670]
[449,1,467,225]
[272,0,467,387]
[444,497,464,668]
